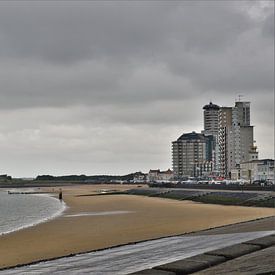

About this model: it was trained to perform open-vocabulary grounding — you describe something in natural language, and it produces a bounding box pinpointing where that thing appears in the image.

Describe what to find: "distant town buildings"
[172,99,274,183]
[239,159,274,184]
[132,172,147,183]
[147,169,174,182]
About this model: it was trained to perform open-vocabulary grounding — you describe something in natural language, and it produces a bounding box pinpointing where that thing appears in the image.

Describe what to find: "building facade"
[218,107,233,177]
[230,101,254,172]
[240,159,274,184]
[172,132,214,178]
[217,101,254,178]
[202,102,220,137]
[248,145,259,161]
[133,172,147,183]
[202,102,220,173]
[147,169,174,182]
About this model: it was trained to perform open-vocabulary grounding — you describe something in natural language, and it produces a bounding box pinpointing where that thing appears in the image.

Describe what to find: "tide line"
[65,210,134,217]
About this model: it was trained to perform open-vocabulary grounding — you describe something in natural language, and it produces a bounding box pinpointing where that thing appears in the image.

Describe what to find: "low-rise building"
[147,169,174,182]
[193,161,214,177]
[133,172,147,183]
[240,159,274,184]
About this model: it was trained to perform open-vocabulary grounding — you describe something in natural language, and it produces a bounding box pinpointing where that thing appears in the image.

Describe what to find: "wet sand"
[0,185,274,269]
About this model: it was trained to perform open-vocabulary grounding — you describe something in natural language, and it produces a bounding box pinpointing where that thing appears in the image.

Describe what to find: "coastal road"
[1,230,274,275]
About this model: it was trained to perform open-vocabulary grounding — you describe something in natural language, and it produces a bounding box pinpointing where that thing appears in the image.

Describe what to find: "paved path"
[1,230,274,275]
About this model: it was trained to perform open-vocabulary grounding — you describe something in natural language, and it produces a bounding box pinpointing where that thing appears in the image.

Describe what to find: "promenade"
[133,216,275,274]
[1,216,274,274]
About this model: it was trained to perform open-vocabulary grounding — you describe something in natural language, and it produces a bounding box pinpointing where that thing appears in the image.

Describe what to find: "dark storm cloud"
[0,1,273,176]
[0,1,273,109]
[0,1,255,62]
[0,2,253,65]
[0,2,177,63]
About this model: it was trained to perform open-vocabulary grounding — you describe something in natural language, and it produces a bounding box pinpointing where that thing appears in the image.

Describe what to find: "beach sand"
[0,185,274,269]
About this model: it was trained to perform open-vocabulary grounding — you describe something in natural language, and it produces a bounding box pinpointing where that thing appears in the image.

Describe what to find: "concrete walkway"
[129,217,275,274]
[132,234,275,274]
[1,230,274,275]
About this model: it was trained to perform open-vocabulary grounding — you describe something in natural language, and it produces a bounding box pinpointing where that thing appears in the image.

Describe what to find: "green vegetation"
[242,197,275,208]
[0,174,12,182]
[35,172,146,183]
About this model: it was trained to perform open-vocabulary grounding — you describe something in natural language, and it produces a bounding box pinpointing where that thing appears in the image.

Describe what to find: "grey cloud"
[0,59,196,109]
[0,2,254,63]
[262,12,275,38]
[0,1,273,176]
[172,2,252,53]
[0,1,272,110]
[166,27,273,92]
[0,2,177,63]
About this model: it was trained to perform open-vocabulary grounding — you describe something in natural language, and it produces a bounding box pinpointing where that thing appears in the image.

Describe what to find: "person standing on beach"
[59,189,63,201]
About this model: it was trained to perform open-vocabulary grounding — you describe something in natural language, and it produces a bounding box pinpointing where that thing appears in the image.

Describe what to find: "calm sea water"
[0,190,66,235]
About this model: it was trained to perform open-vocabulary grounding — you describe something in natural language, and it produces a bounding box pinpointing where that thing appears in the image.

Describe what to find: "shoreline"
[0,190,67,236]
[0,184,274,269]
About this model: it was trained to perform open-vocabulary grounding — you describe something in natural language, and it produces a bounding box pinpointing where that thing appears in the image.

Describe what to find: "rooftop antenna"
[237,94,244,102]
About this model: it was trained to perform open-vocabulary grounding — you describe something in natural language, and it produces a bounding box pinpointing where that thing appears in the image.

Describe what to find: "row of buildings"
[172,101,274,184]
[133,169,174,183]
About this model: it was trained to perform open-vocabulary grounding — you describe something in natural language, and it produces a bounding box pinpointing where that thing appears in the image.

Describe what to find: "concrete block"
[243,235,275,248]
[205,243,260,259]
[193,246,275,275]
[154,254,225,274]
[130,269,175,275]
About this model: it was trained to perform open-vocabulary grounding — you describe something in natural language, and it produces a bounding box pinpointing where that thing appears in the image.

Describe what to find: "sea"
[0,189,66,235]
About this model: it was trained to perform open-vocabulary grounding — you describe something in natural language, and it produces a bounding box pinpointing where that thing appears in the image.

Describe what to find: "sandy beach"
[0,185,274,269]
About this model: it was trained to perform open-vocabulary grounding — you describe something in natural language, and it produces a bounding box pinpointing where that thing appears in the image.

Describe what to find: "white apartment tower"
[218,101,254,178]
[231,101,254,169]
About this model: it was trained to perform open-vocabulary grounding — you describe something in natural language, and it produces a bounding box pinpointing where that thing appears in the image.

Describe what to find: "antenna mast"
[237,94,244,102]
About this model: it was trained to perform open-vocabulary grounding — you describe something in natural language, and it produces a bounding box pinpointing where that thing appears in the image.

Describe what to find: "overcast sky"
[0,1,274,177]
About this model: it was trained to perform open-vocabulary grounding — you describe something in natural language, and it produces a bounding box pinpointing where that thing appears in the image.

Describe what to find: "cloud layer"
[0,1,273,176]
